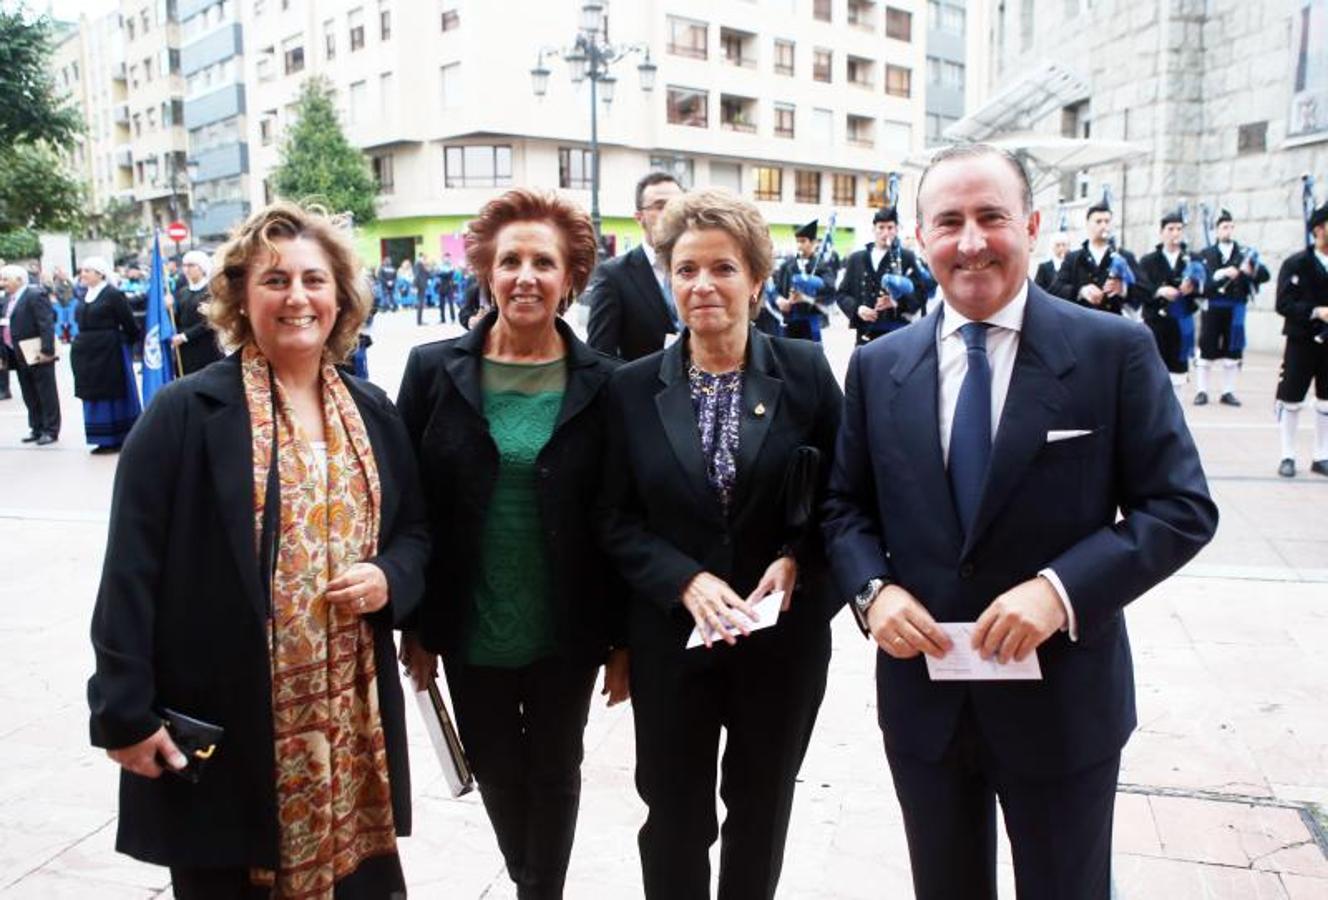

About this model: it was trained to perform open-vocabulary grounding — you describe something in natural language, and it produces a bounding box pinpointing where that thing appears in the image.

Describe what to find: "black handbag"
[782,445,822,536]
[159,707,225,783]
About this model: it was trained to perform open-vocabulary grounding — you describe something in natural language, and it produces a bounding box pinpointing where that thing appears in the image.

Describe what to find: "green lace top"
[464,356,567,667]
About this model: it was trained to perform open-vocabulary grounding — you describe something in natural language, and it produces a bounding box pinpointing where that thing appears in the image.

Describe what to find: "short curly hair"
[207,201,371,362]
[465,189,597,313]
[653,188,774,289]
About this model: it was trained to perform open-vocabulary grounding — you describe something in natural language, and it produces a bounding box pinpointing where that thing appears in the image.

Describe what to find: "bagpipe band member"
[1273,201,1328,479]
[772,220,834,342]
[1050,201,1150,316]
[835,207,928,345]
[1138,210,1203,390]
[1195,209,1270,406]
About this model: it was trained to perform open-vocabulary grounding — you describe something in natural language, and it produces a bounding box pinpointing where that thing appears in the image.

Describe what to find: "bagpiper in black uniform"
[1273,202,1328,478]
[771,219,835,342]
[834,206,927,345]
[1194,209,1271,406]
[1050,201,1150,316]
[1138,211,1202,390]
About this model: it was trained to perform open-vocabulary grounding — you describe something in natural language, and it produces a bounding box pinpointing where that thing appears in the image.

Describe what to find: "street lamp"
[530,1,655,244]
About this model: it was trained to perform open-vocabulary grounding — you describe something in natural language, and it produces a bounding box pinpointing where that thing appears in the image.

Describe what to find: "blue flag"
[141,231,176,406]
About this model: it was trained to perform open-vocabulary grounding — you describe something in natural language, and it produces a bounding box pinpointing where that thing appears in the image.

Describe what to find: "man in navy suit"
[823,145,1218,899]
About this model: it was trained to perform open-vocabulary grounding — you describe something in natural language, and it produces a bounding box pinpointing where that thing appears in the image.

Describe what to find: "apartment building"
[241,0,932,261]
[923,0,988,145]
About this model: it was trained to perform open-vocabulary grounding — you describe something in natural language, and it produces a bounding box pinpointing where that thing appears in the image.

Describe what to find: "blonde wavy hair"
[207,201,371,361]
[652,188,774,313]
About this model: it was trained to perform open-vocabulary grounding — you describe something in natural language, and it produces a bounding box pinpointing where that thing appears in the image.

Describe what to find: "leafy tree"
[271,77,377,225]
[0,229,41,261]
[0,9,82,146]
[0,142,85,234]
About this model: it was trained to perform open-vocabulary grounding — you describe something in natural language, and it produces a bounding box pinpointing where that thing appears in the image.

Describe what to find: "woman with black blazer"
[598,188,844,899]
[70,256,141,453]
[170,249,224,374]
[88,202,430,898]
[397,189,626,900]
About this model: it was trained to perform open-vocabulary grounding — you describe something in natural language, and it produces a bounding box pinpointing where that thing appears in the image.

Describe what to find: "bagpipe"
[790,210,838,302]
[1304,175,1327,344]
[877,174,920,305]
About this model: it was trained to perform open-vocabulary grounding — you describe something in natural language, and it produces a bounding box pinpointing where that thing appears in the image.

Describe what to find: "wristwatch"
[850,576,890,636]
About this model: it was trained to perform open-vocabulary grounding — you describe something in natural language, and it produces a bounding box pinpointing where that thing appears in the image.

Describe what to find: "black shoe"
[1193,391,1208,406]
[35,433,56,446]
[1219,393,1242,407]
[1312,460,1328,477]
[21,432,40,443]
[1278,459,1296,478]
[90,445,120,455]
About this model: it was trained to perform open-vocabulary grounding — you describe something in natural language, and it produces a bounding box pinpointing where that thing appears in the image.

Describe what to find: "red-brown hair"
[465,189,598,312]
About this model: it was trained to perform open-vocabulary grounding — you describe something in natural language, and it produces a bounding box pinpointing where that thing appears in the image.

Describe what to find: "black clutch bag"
[782,445,822,535]
[159,707,224,783]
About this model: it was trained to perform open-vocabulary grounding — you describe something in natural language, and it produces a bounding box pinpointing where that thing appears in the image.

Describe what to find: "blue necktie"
[948,322,992,536]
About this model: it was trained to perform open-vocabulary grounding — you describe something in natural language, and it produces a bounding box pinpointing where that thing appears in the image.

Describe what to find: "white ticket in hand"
[924,622,1043,681]
[686,591,784,649]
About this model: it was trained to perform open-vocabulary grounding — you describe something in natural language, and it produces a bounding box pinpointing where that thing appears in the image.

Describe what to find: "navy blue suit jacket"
[823,283,1217,778]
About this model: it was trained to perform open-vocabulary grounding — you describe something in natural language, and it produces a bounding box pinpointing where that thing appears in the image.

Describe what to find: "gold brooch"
[754,402,766,417]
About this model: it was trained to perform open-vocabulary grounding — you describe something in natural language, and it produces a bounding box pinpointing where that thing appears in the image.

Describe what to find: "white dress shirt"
[641,241,668,298]
[936,282,1078,639]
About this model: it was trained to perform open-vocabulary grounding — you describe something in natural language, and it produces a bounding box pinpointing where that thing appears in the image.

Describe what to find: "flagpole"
[165,292,184,376]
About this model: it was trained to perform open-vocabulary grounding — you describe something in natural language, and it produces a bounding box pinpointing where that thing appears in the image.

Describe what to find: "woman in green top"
[397,189,626,899]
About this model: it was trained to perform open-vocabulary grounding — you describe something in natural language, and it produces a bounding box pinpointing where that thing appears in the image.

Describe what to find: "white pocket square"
[1046,429,1094,443]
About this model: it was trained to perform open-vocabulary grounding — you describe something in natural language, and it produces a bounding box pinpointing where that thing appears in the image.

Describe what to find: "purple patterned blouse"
[688,361,745,515]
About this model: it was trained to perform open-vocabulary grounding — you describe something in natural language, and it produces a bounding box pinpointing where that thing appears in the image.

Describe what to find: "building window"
[774,39,794,76]
[795,170,821,204]
[127,18,135,40]
[721,28,756,68]
[349,8,365,50]
[885,64,911,97]
[848,114,875,147]
[720,95,757,133]
[1020,0,1034,51]
[440,62,461,107]
[165,48,181,75]
[753,167,782,202]
[144,57,154,81]
[348,80,367,124]
[832,173,855,205]
[847,55,874,88]
[711,161,741,193]
[886,6,912,40]
[371,154,394,193]
[283,42,305,75]
[882,119,912,153]
[325,20,336,59]
[774,103,795,138]
[813,0,832,22]
[812,107,833,144]
[380,4,391,40]
[668,16,707,59]
[441,8,459,30]
[929,1,965,35]
[559,147,593,189]
[444,144,513,188]
[866,174,888,207]
[813,48,832,83]
[1237,121,1267,155]
[260,114,275,145]
[650,154,695,188]
[667,87,708,128]
[133,113,142,136]
[848,0,876,29]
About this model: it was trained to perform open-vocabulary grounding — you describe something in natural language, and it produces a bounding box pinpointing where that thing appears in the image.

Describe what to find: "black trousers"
[445,655,598,900]
[1145,314,1188,374]
[1276,337,1328,402]
[15,358,60,437]
[630,618,831,900]
[1198,305,1242,360]
[885,704,1120,900]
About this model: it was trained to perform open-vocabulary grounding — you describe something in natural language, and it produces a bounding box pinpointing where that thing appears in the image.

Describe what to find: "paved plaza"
[0,309,1325,898]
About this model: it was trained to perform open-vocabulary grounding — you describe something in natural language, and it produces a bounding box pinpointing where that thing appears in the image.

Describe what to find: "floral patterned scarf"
[242,344,396,898]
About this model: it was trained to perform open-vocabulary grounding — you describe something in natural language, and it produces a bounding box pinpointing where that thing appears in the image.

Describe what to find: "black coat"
[834,242,927,342]
[1276,248,1328,340]
[1050,241,1151,314]
[1198,242,1270,304]
[598,328,844,654]
[1138,244,1201,320]
[87,354,430,868]
[72,286,140,400]
[173,284,224,375]
[1033,259,1063,293]
[7,284,56,357]
[586,245,679,361]
[396,312,625,661]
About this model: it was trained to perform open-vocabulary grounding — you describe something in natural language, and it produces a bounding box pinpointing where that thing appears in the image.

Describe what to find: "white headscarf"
[181,250,213,289]
[79,256,112,279]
